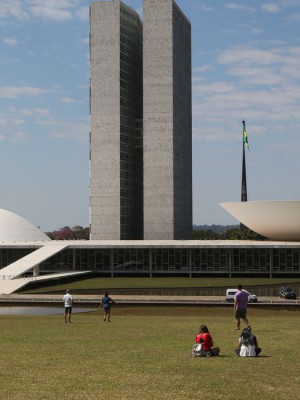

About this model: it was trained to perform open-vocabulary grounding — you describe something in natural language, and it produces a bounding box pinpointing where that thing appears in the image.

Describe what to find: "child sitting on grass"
[235,325,261,357]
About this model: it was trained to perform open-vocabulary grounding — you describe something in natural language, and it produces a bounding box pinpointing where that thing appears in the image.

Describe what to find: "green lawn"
[0,307,299,399]
[20,276,300,294]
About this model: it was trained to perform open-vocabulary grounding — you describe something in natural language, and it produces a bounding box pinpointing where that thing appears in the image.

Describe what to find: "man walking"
[63,289,73,323]
[234,284,249,330]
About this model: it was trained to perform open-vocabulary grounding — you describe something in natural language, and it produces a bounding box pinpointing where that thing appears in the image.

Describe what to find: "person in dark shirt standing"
[100,292,114,322]
[234,284,249,330]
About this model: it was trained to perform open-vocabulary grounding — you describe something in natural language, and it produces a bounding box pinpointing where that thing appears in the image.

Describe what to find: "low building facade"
[1,240,300,279]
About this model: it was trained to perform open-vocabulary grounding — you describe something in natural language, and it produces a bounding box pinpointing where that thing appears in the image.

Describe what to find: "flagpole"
[241,120,247,202]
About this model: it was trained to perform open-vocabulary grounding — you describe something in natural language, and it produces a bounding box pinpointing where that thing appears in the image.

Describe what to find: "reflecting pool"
[0,306,96,315]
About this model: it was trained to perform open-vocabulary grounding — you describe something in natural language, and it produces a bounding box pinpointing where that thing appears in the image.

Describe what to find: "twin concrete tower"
[89,0,192,240]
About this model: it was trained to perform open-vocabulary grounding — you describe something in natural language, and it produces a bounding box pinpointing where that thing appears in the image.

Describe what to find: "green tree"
[72,225,90,240]
[192,227,265,241]
[192,230,221,240]
[222,228,265,240]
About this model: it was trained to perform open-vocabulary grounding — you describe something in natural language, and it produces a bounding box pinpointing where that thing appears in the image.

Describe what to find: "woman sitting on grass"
[192,324,220,357]
[235,325,261,357]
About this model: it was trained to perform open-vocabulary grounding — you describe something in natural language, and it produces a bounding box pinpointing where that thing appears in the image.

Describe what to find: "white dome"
[0,209,50,242]
[220,201,300,241]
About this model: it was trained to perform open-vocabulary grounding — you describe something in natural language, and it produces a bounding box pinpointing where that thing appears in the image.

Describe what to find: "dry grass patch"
[0,307,299,399]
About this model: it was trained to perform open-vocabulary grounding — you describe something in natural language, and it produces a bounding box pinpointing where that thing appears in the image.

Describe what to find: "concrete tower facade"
[90,0,192,240]
[89,0,143,240]
[143,0,192,239]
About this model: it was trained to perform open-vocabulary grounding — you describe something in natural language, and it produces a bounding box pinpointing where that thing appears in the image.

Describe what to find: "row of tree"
[192,227,265,241]
[46,226,90,240]
[46,226,264,241]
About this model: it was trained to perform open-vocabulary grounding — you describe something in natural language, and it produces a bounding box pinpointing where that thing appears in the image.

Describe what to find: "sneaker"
[235,328,240,330]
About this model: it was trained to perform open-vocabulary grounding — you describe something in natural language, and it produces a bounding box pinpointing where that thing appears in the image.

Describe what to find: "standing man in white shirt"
[63,289,73,323]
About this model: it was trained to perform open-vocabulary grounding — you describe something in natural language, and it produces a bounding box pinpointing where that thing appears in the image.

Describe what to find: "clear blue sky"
[1,0,300,232]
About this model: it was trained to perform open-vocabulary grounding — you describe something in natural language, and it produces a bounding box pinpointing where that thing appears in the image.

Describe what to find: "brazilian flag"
[243,124,250,151]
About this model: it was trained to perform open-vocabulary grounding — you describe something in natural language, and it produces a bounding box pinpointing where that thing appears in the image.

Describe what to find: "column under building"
[89,0,143,240]
[143,0,192,239]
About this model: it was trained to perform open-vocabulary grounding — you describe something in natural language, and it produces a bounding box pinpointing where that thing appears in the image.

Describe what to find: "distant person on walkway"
[235,325,261,357]
[63,289,73,323]
[234,284,249,330]
[192,324,220,357]
[100,292,115,322]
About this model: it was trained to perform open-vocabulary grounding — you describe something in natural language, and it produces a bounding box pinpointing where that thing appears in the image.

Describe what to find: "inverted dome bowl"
[220,201,300,241]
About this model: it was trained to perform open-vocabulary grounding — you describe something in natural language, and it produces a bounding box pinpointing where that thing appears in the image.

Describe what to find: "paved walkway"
[0,294,299,306]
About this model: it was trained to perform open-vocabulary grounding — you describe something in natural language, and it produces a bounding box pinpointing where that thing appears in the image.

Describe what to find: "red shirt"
[195,332,213,351]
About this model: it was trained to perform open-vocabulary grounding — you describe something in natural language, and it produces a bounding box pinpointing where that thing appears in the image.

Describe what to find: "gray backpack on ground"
[191,343,206,357]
